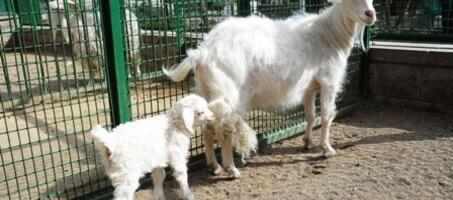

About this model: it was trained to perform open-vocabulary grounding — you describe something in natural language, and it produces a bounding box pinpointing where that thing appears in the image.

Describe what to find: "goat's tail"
[163,49,204,82]
[232,120,258,159]
[90,125,115,164]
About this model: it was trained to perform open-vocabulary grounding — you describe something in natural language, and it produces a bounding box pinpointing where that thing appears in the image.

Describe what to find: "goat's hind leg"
[320,87,337,157]
[221,132,240,178]
[152,167,166,200]
[209,98,241,178]
[170,160,194,200]
[203,124,223,175]
[303,89,317,150]
[111,173,140,200]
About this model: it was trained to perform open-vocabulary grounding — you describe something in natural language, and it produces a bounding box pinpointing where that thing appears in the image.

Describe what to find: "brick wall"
[368,42,453,113]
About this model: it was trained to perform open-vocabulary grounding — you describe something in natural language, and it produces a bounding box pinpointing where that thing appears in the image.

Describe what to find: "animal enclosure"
[0,0,365,199]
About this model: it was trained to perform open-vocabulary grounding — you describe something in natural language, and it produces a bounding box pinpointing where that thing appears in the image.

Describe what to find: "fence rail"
[0,0,365,199]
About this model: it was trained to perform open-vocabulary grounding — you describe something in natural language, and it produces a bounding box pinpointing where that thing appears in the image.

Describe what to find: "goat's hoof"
[213,167,223,176]
[304,142,315,150]
[323,149,337,158]
[154,195,166,200]
[228,168,241,178]
[303,138,315,150]
[240,159,247,166]
[209,164,223,176]
[181,191,195,200]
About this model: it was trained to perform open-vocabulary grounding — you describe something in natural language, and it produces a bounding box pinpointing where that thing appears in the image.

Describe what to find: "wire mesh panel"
[0,0,366,199]
[0,0,112,199]
[373,0,453,42]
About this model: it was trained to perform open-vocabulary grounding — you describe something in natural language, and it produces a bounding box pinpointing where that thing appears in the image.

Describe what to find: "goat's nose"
[365,10,375,18]
[208,116,215,122]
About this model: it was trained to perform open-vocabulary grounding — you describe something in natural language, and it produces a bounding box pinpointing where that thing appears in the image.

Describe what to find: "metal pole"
[300,0,305,15]
[99,0,131,125]
[174,0,185,50]
[238,0,251,17]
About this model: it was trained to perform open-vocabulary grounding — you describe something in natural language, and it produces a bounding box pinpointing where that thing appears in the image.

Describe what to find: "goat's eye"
[197,111,204,115]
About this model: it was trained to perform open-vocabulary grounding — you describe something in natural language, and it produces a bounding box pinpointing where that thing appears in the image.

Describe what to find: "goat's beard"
[354,24,367,51]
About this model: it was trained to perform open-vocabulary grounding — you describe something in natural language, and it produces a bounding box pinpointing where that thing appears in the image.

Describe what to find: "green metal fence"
[373,0,453,43]
[0,0,365,199]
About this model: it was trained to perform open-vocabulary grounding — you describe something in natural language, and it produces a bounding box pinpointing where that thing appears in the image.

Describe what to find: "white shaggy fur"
[42,0,141,76]
[91,94,215,200]
[207,99,258,176]
[164,0,376,178]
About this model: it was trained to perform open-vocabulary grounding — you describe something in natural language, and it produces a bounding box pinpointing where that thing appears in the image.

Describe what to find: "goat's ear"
[181,108,195,135]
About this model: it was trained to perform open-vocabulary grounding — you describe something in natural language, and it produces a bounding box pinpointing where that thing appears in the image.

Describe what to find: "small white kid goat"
[42,0,141,76]
[164,0,376,178]
[91,94,215,200]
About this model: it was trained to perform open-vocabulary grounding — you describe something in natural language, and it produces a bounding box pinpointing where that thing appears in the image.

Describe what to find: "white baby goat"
[164,0,376,178]
[91,94,215,200]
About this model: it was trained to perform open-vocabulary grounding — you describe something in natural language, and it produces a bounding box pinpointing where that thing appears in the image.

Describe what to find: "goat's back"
[104,116,170,170]
[193,15,319,110]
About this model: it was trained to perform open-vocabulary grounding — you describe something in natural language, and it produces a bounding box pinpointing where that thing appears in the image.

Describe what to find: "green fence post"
[1,0,14,96]
[364,26,372,51]
[15,0,42,25]
[174,0,185,53]
[99,0,131,125]
[11,0,32,95]
[361,26,372,97]
[238,0,251,16]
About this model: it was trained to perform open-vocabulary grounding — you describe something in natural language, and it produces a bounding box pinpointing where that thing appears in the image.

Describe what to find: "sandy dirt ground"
[134,102,453,200]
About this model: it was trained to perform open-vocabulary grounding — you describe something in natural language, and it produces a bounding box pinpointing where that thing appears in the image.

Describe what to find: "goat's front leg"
[221,133,240,178]
[170,161,194,200]
[128,56,141,77]
[134,57,141,77]
[152,167,166,200]
[303,89,317,150]
[111,174,140,200]
[320,87,337,157]
[203,124,223,175]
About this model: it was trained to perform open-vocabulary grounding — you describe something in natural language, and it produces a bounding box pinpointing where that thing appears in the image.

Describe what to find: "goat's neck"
[166,110,182,129]
[165,110,192,138]
[318,5,359,56]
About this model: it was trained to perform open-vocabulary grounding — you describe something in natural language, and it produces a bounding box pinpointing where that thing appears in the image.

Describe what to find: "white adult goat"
[91,94,215,200]
[164,0,376,178]
[42,0,141,76]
